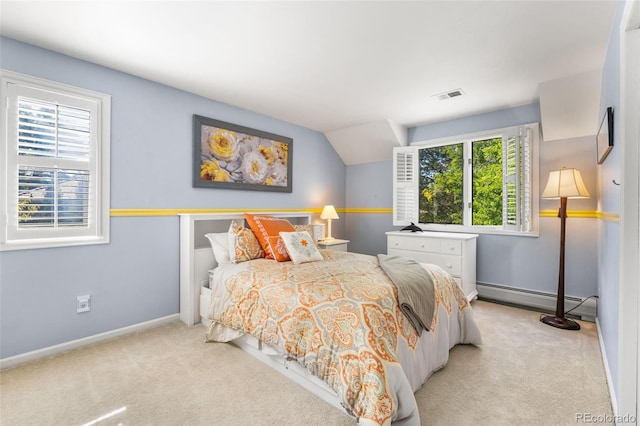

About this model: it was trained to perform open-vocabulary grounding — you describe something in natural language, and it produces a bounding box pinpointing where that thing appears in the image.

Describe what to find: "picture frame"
[596,107,614,165]
[193,115,293,192]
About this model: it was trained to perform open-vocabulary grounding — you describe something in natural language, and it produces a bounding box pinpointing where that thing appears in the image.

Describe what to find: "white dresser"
[386,231,478,302]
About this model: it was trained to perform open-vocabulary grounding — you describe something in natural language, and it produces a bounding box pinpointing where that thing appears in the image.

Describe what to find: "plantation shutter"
[521,127,532,232]
[502,125,532,232]
[5,83,98,241]
[392,146,419,226]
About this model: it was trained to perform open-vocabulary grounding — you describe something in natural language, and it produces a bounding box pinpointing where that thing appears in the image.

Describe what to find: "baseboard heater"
[476,282,597,322]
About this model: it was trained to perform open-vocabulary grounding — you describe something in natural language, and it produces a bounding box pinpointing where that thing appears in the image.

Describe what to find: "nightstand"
[317,239,349,252]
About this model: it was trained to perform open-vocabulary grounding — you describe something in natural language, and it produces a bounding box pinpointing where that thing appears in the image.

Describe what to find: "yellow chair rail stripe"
[344,208,393,214]
[596,211,620,222]
[539,209,596,218]
[110,207,330,217]
[110,208,618,222]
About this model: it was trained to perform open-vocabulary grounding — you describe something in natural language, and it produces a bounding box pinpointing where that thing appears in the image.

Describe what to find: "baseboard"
[595,318,617,417]
[476,282,597,322]
[0,314,180,370]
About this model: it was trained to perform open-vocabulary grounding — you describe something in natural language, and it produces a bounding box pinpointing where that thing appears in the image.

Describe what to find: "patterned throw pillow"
[244,213,295,262]
[228,221,265,263]
[279,231,324,264]
[293,224,318,244]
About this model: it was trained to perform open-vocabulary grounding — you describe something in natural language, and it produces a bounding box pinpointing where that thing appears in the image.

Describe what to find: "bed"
[179,212,481,425]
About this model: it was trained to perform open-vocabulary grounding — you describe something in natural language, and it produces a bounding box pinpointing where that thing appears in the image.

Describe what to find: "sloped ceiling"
[538,70,603,141]
[325,120,407,165]
[0,1,618,164]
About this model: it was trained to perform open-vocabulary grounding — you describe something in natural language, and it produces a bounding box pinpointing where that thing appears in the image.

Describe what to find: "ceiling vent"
[433,88,465,101]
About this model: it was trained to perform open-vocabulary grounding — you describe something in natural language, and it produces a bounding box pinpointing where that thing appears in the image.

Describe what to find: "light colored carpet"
[0,300,612,426]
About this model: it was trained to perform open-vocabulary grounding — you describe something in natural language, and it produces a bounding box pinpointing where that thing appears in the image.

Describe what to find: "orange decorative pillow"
[244,213,295,261]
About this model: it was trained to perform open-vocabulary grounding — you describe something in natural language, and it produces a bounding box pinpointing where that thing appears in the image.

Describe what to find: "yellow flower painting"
[193,115,292,192]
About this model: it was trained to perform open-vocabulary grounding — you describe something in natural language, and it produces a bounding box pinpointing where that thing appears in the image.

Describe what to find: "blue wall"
[0,37,346,359]
[595,0,626,401]
[344,161,394,254]
[409,103,542,141]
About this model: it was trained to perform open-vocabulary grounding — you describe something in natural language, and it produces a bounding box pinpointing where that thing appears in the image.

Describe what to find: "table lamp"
[320,205,339,241]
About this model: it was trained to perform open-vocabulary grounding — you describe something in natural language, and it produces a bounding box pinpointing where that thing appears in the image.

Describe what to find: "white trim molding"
[0,314,179,370]
[596,318,618,417]
[617,0,640,420]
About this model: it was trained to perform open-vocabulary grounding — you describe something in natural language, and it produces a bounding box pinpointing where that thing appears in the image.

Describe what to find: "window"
[393,123,539,235]
[1,70,111,250]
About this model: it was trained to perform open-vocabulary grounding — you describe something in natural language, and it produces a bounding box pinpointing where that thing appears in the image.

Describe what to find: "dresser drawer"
[440,239,462,255]
[388,235,440,253]
[388,235,462,255]
[434,254,462,276]
[387,249,462,277]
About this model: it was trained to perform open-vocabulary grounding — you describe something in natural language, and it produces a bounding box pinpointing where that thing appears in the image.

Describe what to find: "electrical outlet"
[77,295,90,313]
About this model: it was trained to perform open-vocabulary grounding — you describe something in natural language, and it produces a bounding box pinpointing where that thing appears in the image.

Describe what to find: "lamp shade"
[320,205,339,220]
[541,168,590,199]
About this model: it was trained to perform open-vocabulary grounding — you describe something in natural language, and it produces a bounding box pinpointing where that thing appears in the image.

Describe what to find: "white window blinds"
[16,97,92,230]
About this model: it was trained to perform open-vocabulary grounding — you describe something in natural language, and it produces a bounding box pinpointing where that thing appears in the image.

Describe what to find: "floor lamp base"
[540,315,581,330]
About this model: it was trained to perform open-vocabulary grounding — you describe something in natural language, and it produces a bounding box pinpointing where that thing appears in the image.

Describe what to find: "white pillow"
[204,232,231,265]
[279,231,324,265]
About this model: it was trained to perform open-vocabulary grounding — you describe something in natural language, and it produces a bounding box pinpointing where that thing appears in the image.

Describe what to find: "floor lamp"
[540,167,590,330]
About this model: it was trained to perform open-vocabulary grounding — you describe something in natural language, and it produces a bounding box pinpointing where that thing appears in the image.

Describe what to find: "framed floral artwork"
[193,115,293,192]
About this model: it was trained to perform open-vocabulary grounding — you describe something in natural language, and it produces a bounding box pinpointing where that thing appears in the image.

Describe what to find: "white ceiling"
[0,1,617,156]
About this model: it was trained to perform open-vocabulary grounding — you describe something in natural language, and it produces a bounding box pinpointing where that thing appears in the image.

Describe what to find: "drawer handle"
[394,242,399,246]
[449,246,455,251]
[446,263,453,269]
[420,244,425,248]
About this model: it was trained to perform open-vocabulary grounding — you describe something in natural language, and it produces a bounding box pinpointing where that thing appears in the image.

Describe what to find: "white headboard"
[178,212,312,325]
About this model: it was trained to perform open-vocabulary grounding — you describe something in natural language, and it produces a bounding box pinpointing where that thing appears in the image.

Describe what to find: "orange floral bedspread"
[205,250,478,425]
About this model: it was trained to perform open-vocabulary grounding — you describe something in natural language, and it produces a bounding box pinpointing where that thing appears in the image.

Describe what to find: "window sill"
[0,236,109,251]
[415,224,539,237]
